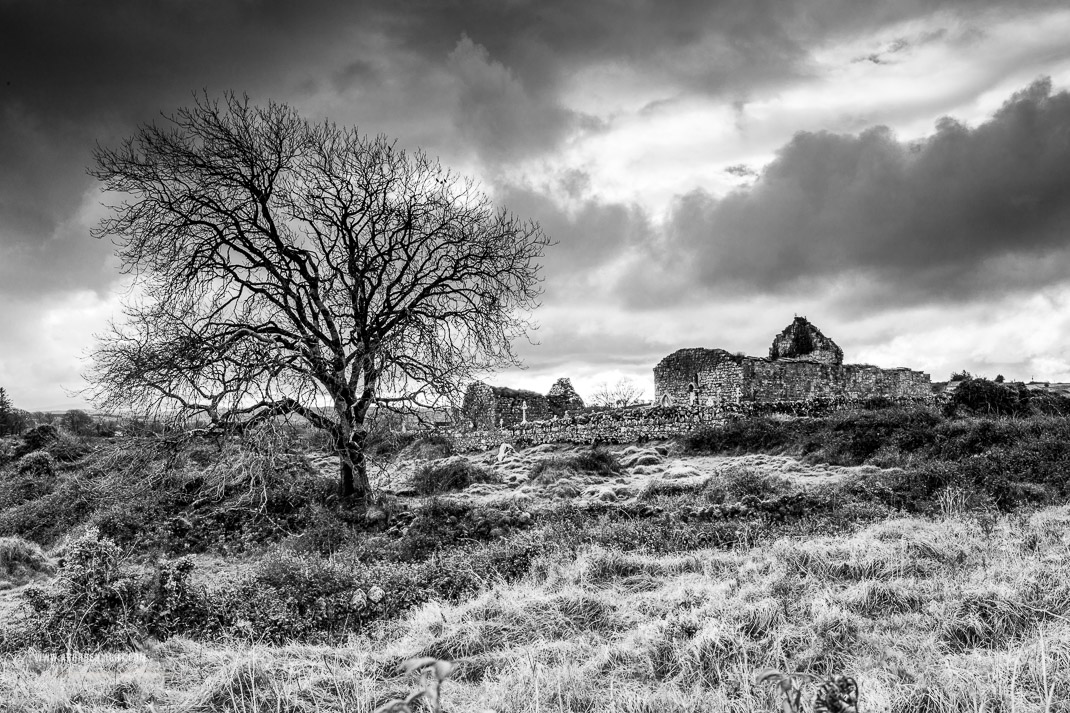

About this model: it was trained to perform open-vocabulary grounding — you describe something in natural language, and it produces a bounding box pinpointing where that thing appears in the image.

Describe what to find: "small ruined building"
[462,377,584,429]
[653,317,931,407]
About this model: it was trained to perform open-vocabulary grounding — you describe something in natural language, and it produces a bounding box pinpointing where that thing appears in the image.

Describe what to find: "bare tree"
[589,378,646,408]
[87,94,549,501]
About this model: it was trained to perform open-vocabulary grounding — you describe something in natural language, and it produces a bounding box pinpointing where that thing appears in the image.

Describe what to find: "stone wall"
[461,381,551,429]
[769,316,844,364]
[654,317,932,407]
[740,358,932,402]
[444,395,934,453]
[546,378,585,416]
[448,405,725,451]
[842,364,932,399]
[653,348,743,405]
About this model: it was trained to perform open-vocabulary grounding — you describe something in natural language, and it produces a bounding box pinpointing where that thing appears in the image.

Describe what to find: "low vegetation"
[1,402,1069,710]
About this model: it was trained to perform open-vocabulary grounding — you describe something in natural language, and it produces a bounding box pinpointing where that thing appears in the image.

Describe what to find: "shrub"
[15,528,212,650]
[20,528,143,649]
[0,535,53,587]
[18,424,59,455]
[685,418,798,454]
[16,450,56,478]
[406,432,455,461]
[284,504,355,556]
[809,409,941,465]
[206,550,435,643]
[702,466,789,503]
[947,377,1030,417]
[0,480,94,544]
[412,458,495,495]
[529,447,622,483]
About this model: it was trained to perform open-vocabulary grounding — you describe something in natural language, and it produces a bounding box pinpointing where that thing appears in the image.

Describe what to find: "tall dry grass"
[4,506,1070,711]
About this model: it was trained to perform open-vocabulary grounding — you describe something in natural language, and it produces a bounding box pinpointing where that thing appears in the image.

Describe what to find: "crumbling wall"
[461,381,550,429]
[738,359,931,402]
[769,316,843,365]
[656,317,931,407]
[700,361,745,406]
[546,378,585,416]
[743,358,839,401]
[653,348,742,405]
[492,387,550,426]
[842,365,932,399]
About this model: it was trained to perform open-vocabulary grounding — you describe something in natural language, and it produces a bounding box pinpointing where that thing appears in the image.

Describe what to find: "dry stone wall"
[448,405,726,451]
[444,394,934,453]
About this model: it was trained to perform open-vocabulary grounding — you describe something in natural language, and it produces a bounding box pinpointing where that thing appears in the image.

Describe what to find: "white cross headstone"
[521,400,528,423]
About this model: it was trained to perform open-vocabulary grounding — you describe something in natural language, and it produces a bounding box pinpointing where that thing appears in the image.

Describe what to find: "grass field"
[2,407,1070,711]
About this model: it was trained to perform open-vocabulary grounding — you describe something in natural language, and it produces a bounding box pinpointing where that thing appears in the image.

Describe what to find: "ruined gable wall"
[653,348,739,405]
[769,317,844,365]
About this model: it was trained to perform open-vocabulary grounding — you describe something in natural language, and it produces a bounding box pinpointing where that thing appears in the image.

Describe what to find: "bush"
[406,432,455,461]
[946,377,1030,417]
[701,466,789,503]
[0,480,94,544]
[412,458,495,495]
[284,504,355,556]
[529,447,622,483]
[0,535,53,587]
[807,409,941,465]
[14,528,212,650]
[685,418,798,454]
[16,450,56,478]
[20,529,145,649]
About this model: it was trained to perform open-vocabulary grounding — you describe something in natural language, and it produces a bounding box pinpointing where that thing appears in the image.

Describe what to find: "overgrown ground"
[2,406,1070,711]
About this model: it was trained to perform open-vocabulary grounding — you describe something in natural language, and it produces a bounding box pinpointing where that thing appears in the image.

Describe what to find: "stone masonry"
[654,317,931,408]
[546,378,585,416]
[462,381,552,429]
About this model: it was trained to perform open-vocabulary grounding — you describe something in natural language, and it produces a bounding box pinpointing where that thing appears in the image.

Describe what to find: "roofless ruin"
[653,316,931,407]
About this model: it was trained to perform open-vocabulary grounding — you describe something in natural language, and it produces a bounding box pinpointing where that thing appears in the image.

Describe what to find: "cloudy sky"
[3,0,1070,410]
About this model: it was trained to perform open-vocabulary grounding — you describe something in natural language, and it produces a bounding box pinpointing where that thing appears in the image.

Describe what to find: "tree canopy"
[88,94,550,499]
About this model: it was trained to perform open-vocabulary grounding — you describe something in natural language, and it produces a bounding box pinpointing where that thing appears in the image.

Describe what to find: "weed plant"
[411,459,495,495]
[529,447,622,483]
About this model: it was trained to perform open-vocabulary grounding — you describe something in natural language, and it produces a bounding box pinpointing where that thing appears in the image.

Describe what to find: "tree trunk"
[336,430,370,501]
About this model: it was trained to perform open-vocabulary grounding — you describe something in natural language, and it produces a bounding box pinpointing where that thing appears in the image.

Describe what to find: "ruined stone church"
[653,317,931,407]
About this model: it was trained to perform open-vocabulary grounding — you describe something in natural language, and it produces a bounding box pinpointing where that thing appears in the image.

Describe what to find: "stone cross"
[520,400,528,423]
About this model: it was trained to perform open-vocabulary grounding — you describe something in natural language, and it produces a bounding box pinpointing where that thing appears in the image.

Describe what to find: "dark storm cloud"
[0,0,378,297]
[620,78,1070,308]
[495,177,653,293]
[0,0,1064,302]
